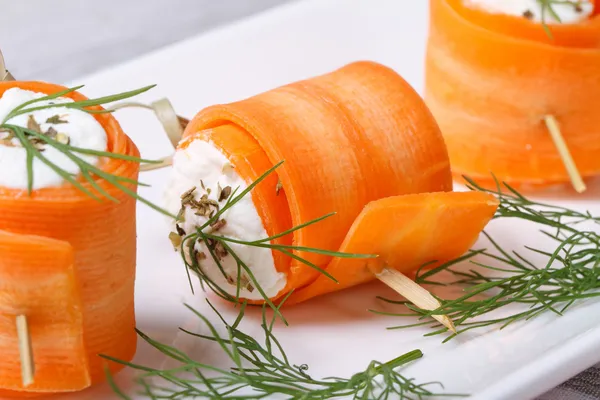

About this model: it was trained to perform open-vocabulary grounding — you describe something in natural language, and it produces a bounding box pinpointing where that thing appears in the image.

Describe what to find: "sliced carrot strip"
[425,0,600,187]
[183,61,452,294]
[0,81,139,389]
[0,230,90,392]
[286,191,498,305]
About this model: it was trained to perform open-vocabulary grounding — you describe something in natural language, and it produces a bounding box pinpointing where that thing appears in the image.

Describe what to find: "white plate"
[40,0,600,399]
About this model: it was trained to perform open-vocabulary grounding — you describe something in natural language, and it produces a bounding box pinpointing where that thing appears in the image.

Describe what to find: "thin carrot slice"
[0,230,90,392]
[426,0,600,187]
[0,81,140,388]
[183,61,452,292]
[285,191,498,305]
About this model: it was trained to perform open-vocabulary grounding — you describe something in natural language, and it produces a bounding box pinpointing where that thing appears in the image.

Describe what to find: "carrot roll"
[0,82,139,394]
[165,61,498,305]
[425,0,600,188]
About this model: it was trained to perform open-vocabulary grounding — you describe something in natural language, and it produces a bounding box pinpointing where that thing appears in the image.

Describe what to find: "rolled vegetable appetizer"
[165,61,498,306]
[0,82,139,394]
[425,0,600,189]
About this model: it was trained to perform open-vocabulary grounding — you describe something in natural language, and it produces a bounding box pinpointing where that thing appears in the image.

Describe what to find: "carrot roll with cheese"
[0,82,139,394]
[425,0,600,188]
[165,61,498,305]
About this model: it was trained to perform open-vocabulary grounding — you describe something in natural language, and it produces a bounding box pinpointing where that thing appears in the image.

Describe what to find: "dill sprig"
[537,0,587,38]
[102,299,452,399]
[373,177,600,342]
[0,85,176,218]
[179,161,378,325]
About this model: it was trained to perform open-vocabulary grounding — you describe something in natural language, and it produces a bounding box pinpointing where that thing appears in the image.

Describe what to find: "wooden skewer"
[16,315,34,387]
[375,267,456,333]
[543,114,586,193]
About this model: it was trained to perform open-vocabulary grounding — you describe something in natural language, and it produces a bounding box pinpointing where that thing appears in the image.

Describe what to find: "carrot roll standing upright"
[165,61,498,307]
[425,0,600,188]
[0,81,140,394]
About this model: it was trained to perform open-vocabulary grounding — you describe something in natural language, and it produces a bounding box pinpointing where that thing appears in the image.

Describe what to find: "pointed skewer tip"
[374,267,456,333]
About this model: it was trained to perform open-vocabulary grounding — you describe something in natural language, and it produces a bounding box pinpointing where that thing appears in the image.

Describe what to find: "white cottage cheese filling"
[0,88,107,189]
[164,139,287,300]
[464,0,594,24]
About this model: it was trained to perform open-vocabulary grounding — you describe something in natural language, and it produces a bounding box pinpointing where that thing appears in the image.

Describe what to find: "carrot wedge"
[285,191,499,305]
[0,230,90,393]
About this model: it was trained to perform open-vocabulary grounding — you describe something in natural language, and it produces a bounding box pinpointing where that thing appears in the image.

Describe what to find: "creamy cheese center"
[464,0,594,24]
[164,138,287,300]
[0,88,107,190]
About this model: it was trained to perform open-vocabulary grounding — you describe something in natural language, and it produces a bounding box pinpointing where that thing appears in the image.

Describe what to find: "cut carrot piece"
[0,81,140,390]
[425,0,600,187]
[182,61,452,298]
[0,230,90,392]
[286,191,499,305]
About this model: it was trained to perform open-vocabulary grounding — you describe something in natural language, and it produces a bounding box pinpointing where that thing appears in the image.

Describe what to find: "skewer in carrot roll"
[425,0,600,191]
[164,61,499,310]
[0,81,141,394]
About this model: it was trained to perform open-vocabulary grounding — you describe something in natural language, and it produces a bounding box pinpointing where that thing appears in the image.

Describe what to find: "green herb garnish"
[0,85,175,218]
[46,114,68,124]
[537,0,588,38]
[373,177,600,341]
[102,299,452,399]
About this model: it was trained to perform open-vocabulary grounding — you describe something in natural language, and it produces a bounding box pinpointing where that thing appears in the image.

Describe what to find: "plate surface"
[35,0,600,399]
